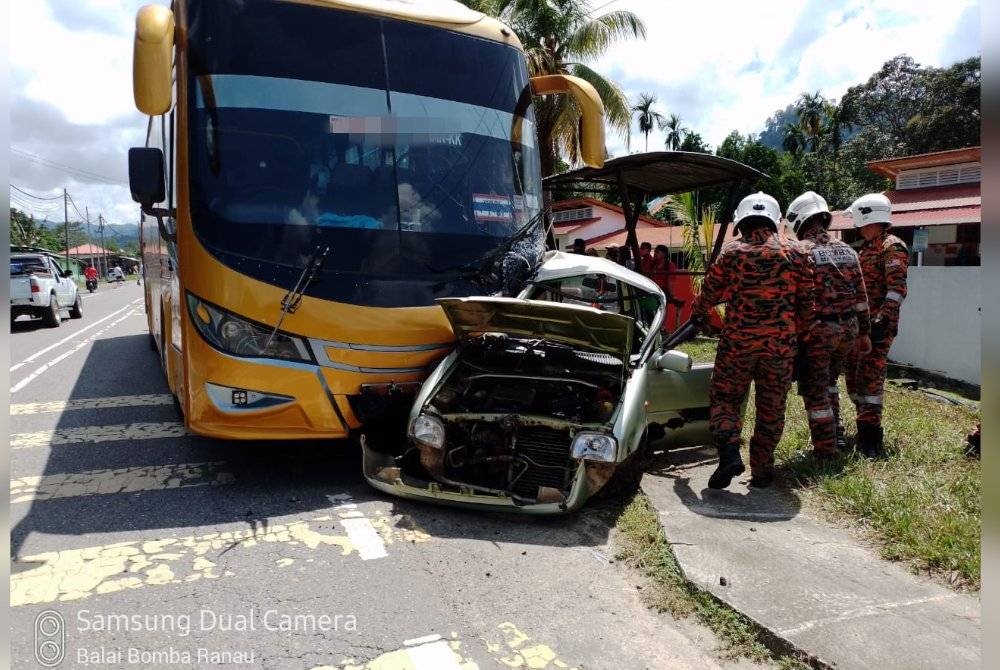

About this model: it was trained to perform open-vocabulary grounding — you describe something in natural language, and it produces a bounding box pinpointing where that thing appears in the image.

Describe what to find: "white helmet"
[734,191,781,232]
[785,191,831,235]
[849,193,892,228]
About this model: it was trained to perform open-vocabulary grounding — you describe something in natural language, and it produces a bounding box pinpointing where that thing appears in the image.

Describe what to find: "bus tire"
[43,294,61,327]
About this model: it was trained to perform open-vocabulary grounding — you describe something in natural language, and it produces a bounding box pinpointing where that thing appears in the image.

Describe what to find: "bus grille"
[510,426,573,498]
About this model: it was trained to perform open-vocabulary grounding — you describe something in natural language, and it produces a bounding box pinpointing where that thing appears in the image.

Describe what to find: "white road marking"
[406,639,465,670]
[9,299,142,372]
[10,462,234,504]
[10,421,188,450]
[10,394,175,415]
[10,308,141,393]
[340,518,389,561]
[332,495,388,560]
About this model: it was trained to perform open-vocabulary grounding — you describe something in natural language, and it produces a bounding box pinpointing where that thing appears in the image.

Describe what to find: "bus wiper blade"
[426,211,544,279]
[265,245,329,351]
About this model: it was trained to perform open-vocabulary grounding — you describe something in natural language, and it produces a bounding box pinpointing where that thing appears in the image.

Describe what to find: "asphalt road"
[9,281,757,670]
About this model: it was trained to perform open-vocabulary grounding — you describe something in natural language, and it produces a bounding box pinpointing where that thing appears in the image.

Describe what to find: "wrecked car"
[362,251,713,513]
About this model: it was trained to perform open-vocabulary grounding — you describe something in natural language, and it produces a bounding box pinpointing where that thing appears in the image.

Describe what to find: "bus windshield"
[186,0,542,308]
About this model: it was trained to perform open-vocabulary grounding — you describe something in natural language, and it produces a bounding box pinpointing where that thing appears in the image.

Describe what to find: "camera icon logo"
[34,609,66,667]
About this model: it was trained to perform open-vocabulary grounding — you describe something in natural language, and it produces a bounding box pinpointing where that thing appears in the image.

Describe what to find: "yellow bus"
[128,0,605,440]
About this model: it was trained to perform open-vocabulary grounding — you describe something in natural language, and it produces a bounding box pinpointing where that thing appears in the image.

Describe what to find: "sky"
[8,0,981,229]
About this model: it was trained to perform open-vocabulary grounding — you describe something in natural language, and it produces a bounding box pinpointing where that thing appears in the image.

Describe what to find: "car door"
[49,258,73,308]
[645,348,713,450]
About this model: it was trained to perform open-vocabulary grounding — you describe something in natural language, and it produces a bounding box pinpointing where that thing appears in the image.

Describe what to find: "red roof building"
[830,147,980,266]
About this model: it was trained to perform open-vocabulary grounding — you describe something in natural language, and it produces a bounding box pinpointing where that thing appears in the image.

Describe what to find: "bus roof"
[293,0,523,49]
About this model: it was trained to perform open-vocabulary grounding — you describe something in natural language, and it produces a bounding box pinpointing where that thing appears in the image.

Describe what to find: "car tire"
[596,436,649,500]
[42,294,61,327]
[69,293,83,319]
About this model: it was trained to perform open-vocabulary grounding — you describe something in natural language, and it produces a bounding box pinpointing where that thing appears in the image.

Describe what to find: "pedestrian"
[617,244,635,271]
[785,191,871,458]
[843,193,908,457]
[569,238,587,255]
[605,245,620,263]
[691,192,816,489]
[638,241,654,276]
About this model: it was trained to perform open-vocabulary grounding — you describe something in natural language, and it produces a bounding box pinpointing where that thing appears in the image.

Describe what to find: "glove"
[689,313,706,333]
[793,342,810,387]
[870,318,888,343]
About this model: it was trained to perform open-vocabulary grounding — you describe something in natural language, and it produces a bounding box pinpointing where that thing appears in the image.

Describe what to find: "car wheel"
[69,293,83,319]
[596,436,649,500]
[42,294,62,327]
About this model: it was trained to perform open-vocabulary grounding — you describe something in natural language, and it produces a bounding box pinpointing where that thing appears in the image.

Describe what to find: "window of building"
[551,206,594,223]
[896,162,980,189]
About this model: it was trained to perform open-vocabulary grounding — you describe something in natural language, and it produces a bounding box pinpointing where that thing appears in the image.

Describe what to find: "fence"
[890,267,980,386]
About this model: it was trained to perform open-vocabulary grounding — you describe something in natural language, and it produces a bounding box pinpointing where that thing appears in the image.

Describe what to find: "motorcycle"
[86,278,98,293]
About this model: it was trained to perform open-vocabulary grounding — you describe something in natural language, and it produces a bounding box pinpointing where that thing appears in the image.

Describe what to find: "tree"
[631,93,665,152]
[795,91,828,141]
[758,103,798,150]
[10,208,61,250]
[463,0,646,175]
[678,131,710,153]
[782,122,805,156]
[662,113,687,151]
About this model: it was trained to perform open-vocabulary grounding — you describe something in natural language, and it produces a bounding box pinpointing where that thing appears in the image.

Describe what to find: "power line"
[11,147,128,186]
[10,184,64,201]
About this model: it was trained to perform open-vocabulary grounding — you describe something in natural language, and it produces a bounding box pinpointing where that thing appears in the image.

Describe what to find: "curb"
[645,485,835,670]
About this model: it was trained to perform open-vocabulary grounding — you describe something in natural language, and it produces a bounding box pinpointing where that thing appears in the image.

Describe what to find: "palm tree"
[795,91,828,152]
[463,0,646,175]
[663,114,687,151]
[782,122,805,156]
[631,93,665,152]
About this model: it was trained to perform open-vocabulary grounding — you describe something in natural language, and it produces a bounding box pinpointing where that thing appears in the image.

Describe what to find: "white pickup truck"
[10,252,83,327]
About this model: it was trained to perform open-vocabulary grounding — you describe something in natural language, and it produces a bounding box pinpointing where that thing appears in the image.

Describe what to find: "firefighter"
[692,192,816,489]
[785,191,871,457]
[844,193,908,457]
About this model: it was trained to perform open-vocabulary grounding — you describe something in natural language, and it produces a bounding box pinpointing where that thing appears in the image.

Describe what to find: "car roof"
[532,251,664,299]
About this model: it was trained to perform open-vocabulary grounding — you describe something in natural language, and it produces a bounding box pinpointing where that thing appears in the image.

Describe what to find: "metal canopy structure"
[543,151,767,265]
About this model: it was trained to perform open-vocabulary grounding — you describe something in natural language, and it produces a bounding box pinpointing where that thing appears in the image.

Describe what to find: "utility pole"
[99,214,108,277]
[63,188,70,269]
[86,206,94,269]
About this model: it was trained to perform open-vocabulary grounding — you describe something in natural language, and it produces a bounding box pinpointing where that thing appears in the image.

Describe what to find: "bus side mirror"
[133,4,175,115]
[529,74,605,169]
[129,148,166,208]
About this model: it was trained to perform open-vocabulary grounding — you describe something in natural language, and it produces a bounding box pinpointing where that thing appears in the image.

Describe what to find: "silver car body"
[362,251,712,513]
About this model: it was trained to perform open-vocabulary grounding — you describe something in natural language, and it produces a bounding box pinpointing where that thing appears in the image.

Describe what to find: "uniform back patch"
[812,245,858,267]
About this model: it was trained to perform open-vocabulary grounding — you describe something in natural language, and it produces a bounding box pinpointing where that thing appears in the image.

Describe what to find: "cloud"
[48,0,134,36]
[939,3,982,65]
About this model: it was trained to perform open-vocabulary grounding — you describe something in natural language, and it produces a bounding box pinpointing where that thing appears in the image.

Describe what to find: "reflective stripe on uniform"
[809,408,835,420]
[885,291,904,303]
[857,394,883,405]
[854,302,869,311]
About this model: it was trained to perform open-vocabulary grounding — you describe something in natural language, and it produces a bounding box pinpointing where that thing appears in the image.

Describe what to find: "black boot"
[835,422,848,452]
[708,446,745,490]
[856,423,884,458]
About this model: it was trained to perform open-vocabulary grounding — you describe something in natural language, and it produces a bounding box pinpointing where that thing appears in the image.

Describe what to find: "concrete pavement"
[641,443,981,670]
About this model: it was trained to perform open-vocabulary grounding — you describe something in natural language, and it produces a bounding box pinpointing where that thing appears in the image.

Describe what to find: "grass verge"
[615,493,811,669]
[676,336,981,589]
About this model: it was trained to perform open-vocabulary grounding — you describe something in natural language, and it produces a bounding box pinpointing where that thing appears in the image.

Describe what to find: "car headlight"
[186,293,313,363]
[410,414,445,449]
[571,432,618,462]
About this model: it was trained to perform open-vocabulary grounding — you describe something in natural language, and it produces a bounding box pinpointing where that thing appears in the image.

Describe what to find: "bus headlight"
[571,432,617,463]
[186,293,313,363]
[409,414,445,449]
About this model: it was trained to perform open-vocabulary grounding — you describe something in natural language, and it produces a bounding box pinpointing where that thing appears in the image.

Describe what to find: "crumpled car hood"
[437,296,633,356]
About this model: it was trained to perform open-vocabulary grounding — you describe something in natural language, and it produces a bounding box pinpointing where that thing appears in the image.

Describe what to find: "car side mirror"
[654,349,692,373]
[129,147,166,208]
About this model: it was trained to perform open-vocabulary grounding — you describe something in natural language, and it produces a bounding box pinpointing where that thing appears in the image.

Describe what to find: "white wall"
[889,267,980,385]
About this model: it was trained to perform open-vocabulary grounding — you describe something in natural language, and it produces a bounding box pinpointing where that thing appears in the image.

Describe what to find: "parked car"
[362,251,712,514]
[10,253,83,327]
[107,267,125,282]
